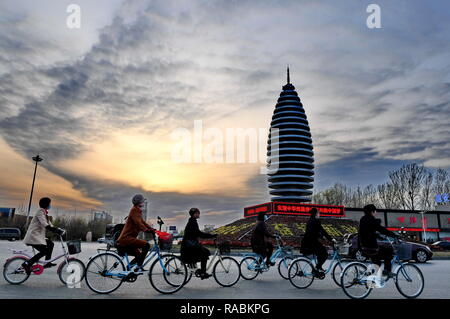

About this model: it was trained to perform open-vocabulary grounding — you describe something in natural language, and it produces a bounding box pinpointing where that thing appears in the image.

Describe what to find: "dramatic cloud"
[0,0,449,226]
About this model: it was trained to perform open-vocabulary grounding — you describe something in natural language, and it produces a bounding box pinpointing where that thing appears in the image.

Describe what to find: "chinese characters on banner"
[244,202,345,218]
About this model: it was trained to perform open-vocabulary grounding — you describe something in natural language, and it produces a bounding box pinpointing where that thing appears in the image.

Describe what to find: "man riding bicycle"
[359,204,401,278]
[251,212,279,266]
[180,208,218,279]
[117,194,156,273]
[300,208,336,276]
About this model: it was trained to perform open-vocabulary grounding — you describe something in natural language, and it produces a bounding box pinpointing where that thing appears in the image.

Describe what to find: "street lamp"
[25,154,43,227]
[418,211,427,243]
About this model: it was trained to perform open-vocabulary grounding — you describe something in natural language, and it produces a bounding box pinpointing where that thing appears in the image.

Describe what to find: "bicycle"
[340,237,425,299]
[3,232,85,286]
[179,239,241,287]
[239,235,295,280]
[84,230,187,294]
[287,242,349,289]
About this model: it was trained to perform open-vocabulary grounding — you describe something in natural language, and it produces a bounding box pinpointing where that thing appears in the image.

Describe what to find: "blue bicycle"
[85,231,187,294]
[340,237,425,299]
[240,235,294,280]
[288,242,349,289]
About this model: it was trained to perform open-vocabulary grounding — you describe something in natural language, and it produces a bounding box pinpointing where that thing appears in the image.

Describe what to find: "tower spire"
[287,65,290,84]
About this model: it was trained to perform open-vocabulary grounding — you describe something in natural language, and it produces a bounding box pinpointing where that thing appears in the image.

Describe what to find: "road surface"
[0,241,448,299]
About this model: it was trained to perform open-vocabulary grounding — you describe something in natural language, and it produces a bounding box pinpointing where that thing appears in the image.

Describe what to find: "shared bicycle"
[3,232,85,286]
[180,239,241,287]
[239,235,294,280]
[84,230,187,294]
[288,242,349,289]
[340,237,425,299]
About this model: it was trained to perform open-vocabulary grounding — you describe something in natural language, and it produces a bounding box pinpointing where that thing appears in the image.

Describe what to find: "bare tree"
[313,165,449,210]
[312,183,352,206]
[377,182,398,209]
[421,171,434,210]
[434,168,450,194]
[362,184,379,207]
[389,169,408,209]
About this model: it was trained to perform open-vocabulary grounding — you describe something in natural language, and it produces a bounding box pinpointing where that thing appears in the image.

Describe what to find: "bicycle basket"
[218,242,231,255]
[67,240,81,255]
[336,243,350,255]
[158,232,173,251]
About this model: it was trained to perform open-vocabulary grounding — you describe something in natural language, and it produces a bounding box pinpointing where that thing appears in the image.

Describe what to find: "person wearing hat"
[359,204,400,278]
[22,197,65,274]
[117,194,156,272]
[180,208,218,279]
[300,208,335,276]
[251,212,278,266]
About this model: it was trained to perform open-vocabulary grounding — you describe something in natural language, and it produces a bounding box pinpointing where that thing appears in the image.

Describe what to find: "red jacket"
[117,206,154,246]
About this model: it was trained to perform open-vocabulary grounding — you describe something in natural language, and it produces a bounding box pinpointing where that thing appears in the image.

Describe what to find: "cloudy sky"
[0,0,449,229]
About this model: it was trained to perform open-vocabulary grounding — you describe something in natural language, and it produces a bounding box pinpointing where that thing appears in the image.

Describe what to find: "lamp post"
[26,154,43,227]
[418,211,427,243]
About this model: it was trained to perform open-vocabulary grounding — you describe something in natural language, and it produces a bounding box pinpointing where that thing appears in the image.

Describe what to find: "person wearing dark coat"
[300,208,335,274]
[251,212,277,266]
[180,208,218,279]
[359,204,400,277]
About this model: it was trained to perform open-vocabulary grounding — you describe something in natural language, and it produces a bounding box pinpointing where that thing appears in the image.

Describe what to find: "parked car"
[430,241,450,251]
[346,233,433,263]
[0,228,21,241]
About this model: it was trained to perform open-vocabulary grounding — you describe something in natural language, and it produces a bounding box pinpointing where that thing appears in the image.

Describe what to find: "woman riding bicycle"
[180,208,218,279]
[116,194,156,272]
[300,208,335,276]
[22,197,65,274]
[359,204,400,278]
[251,212,278,266]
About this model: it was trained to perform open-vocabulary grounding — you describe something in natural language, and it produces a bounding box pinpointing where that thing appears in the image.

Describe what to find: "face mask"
[47,205,51,210]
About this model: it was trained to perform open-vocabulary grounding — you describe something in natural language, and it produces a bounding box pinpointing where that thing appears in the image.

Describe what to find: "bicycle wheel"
[288,258,315,289]
[3,256,30,285]
[160,255,185,288]
[340,262,372,299]
[331,261,347,287]
[278,256,294,279]
[149,255,187,294]
[395,263,424,299]
[239,256,259,280]
[57,258,86,286]
[213,256,240,287]
[85,252,125,294]
[184,269,193,286]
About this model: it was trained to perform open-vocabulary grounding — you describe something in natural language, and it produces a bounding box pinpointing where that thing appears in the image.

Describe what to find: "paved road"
[0,241,448,299]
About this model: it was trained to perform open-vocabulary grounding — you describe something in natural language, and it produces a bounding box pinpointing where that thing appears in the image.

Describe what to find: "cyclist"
[117,194,156,272]
[180,208,218,279]
[359,204,400,278]
[251,212,277,266]
[22,197,65,274]
[300,208,335,276]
